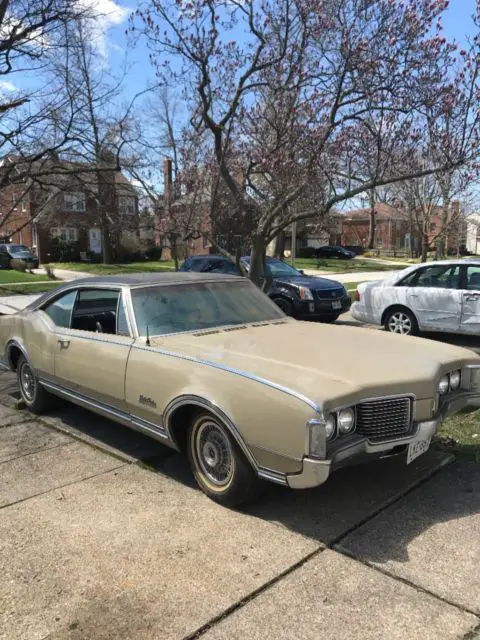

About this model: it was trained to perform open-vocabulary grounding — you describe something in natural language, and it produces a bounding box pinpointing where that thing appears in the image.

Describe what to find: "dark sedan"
[0,244,39,269]
[313,245,355,260]
[180,255,350,322]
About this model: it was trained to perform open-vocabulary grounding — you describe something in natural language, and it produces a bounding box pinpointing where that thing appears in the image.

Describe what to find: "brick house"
[341,201,466,254]
[0,158,139,263]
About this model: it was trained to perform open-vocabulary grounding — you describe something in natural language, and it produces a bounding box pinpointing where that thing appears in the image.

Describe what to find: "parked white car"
[351,259,480,336]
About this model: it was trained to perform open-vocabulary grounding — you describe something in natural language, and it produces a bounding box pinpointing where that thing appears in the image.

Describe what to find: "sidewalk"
[303,269,400,284]
[0,365,478,639]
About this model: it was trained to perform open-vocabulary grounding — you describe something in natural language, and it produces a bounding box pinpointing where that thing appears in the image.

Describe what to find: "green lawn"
[0,270,52,283]
[50,261,176,275]
[0,282,62,296]
[435,410,480,463]
[293,258,401,273]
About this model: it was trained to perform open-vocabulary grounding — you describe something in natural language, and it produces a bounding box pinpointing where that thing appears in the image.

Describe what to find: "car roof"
[410,259,480,267]
[26,272,245,310]
[188,254,228,261]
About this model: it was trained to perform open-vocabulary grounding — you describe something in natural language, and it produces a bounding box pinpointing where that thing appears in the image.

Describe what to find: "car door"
[459,264,480,335]
[405,264,462,332]
[42,287,134,411]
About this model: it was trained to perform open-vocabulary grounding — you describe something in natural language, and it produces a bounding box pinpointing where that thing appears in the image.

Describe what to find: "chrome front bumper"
[287,392,480,490]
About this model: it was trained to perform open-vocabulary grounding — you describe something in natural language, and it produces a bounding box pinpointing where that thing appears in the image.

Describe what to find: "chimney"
[163,157,173,204]
[451,201,460,218]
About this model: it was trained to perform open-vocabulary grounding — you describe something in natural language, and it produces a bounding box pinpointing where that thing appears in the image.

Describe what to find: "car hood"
[153,321,479,409]
[274,275,344,289]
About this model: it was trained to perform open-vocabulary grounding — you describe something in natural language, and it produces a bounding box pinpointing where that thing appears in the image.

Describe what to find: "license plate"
[332,300,342,310]
[407,435,431,464]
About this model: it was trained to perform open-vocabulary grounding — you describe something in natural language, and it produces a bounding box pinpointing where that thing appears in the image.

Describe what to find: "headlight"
[338,408,355,434]
[449,370,461,391]
[298,286,314,301]
[438,375,449,395]
[325,414,336,440]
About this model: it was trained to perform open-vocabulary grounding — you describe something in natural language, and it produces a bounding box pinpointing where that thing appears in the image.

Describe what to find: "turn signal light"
[354,290,360,302]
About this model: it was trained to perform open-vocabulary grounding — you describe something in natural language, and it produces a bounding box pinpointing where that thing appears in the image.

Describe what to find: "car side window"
[412,265,460,289]
[71,289,120,335]
[44,290,77,328]
[466,266,480,291]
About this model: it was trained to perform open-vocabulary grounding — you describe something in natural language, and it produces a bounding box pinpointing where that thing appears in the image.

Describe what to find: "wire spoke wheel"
[194,420,235,487]
[388,311,412,335]
[19,360,36,402]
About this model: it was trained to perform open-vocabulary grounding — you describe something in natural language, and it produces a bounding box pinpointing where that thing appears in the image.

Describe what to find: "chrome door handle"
[58,338,70,349]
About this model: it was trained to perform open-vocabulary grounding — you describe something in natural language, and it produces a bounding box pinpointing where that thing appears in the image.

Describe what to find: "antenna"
[146,325,151,347]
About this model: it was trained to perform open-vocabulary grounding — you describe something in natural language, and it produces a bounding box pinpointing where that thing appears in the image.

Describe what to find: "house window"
[118,196,136,215]
[51,228,78,242]
[430,222,437,232]
[11,192,17,211]
[64,192,86,212]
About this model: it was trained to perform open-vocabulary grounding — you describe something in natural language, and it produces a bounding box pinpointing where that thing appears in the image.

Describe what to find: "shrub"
[145,245,163,260]
[10,259,27,272]
[50,238,81,262]
[297,247,317,259]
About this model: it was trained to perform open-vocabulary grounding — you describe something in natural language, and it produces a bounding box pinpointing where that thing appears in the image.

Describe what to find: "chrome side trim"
[39,380,171,443]
[130,413,169,439]
[136,347,320,412]
[5,339,29,369]
[52,330,133,348]
[257,468,288,486]
[163,394,261,472]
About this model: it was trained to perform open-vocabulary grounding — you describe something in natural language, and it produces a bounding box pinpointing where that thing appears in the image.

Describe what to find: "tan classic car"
[1,273,479,506]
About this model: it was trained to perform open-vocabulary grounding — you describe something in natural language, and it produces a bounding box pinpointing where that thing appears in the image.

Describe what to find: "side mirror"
[299,269,305,275]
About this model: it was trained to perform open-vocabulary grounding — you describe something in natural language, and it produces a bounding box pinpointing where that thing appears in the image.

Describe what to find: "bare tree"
[43,18,145,263]
[0,0,97,235]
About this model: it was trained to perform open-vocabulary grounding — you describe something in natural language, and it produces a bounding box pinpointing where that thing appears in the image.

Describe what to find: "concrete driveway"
[0,369,479,639]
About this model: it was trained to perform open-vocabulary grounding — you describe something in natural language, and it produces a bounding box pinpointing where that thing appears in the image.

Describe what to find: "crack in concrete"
[0,439,75,466]
[183,546,326,640]
[0,463,126,511]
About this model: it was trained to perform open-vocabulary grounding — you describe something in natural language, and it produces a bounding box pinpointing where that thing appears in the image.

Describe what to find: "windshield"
[9,245,29,254]
[131,281,285,336]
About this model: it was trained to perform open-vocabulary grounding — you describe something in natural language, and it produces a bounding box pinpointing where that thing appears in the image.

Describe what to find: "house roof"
[344,203,406,222]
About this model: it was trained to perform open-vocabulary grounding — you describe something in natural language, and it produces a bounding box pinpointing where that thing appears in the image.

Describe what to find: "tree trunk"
[273,231,285,259]
[421,222,429,262]
[437,186,451,260]
[367,193,376,249]
[249,234,266,287]
[101,226,113,264]
[171,241,179,271]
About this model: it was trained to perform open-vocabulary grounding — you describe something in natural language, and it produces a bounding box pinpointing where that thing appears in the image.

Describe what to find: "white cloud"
[80,0,130,59]
[0,80,17,93]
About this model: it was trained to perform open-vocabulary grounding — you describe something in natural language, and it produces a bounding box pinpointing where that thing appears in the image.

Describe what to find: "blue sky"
[103,0,479,103]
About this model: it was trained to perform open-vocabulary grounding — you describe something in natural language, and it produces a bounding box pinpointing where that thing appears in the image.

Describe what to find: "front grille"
[356,396,413,442]
[315,288,345,300]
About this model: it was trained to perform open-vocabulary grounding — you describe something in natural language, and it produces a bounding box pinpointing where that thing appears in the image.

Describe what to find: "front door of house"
[89,228,102,254]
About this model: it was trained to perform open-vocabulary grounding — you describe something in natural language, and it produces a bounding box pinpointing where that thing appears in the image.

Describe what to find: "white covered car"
[351,259,480,336]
